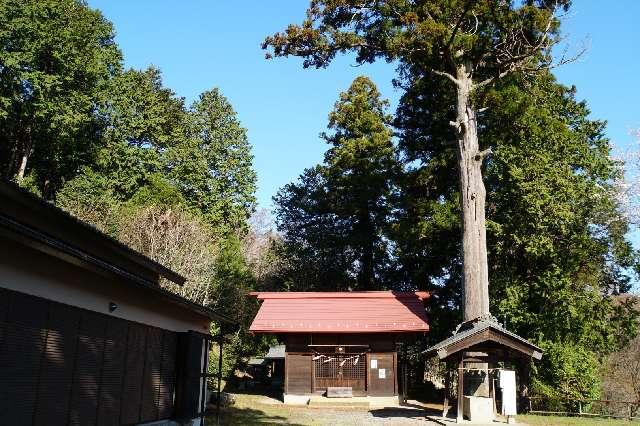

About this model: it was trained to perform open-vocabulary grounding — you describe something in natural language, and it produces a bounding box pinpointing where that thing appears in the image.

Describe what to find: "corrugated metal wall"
[0,287,178,425]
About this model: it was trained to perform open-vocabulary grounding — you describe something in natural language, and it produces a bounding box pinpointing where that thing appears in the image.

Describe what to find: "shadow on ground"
[369,407,429,419]
[369,404,444,420]
[207,406,304,426]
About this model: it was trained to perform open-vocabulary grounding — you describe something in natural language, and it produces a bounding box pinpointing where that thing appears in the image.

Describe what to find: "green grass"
[208,393,640,426]
[520,414,640,425]
[207,394,313,425]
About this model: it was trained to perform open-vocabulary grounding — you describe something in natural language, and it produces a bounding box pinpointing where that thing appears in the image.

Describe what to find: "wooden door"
[367,353,396,396]
[285,353,312,394]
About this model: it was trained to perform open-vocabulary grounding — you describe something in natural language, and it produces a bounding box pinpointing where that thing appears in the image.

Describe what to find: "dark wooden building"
[249,291,430,398]
[0,182,221,425]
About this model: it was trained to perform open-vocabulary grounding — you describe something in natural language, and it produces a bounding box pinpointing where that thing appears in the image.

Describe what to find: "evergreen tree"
[274,166,356,291]
[394,67,640,398]
[89,67,187,202]
[168,89,257,234]
[57,67,189,221]
[275,76,399,290]
[60,75,258,238]
[0,0,121,197]
[263,0,573,321]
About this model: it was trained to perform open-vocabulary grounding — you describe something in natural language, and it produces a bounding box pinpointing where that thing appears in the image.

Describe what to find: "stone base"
[283,394,310,405]
[327,386,353,398]
[138,420,198,426]
[462,396,494,423]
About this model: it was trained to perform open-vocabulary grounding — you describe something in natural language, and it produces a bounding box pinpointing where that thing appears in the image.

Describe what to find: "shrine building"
[248,291,430,400]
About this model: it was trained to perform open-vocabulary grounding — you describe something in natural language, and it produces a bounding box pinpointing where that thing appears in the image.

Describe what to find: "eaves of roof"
[423,317,542,360]
[0,181,185,285]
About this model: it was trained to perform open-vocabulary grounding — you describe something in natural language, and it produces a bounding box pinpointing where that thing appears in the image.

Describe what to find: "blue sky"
[90,1,639,211]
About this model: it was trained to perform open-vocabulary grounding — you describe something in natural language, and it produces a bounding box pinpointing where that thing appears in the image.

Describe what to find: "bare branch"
[473,8,589,90]
[446,0,476,48]
[473,66,515,89]
[433,69,461,86]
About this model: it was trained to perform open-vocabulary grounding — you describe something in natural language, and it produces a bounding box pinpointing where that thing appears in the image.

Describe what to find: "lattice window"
[313,353,365,380]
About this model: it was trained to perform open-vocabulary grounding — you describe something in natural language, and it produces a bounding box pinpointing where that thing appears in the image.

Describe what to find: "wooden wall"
[284,333,397,352]
[282,333,406,396]
[0,287,178,425]
[367,352,397,396]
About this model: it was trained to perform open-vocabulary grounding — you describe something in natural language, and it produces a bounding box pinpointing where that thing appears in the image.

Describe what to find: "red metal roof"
[249,291,429,334]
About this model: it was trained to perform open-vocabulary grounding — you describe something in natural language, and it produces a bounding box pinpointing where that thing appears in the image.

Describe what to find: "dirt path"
[212,394,443,425]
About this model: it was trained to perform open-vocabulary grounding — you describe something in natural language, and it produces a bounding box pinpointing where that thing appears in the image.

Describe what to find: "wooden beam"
[436,328,540,361]
[457,358,464,423]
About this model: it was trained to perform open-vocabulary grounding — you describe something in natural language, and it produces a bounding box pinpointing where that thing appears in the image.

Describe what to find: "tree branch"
[474,147,492,161]
[446,0,477,48]
[433,69,460,86]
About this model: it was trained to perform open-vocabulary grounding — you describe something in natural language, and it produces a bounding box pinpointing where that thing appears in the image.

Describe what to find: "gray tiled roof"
[424,315,542,359]
[265,344,285,359]
[248,357,266,366]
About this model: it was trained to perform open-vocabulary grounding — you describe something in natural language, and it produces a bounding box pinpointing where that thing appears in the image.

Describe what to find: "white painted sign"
[370,359,377,369]
[499,369,517,416]
[378,368,386,379]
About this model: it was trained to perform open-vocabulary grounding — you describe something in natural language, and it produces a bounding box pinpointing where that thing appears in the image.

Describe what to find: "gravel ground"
[211,394,443,425]
[209,393,640,425]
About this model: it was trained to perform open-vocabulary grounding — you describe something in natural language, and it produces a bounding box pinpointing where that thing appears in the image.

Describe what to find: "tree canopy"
[1,0,638,403]
[170,89,257,233]
[0,0,121,197]
[266,0,639,399]
[275,76,399,290]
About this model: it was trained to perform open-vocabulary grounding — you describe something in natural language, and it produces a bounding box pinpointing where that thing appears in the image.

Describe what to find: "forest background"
[1,0,639,404]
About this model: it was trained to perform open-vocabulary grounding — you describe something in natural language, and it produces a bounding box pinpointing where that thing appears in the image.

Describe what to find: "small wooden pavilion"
[249,291,430,398]
[424,315,542,422]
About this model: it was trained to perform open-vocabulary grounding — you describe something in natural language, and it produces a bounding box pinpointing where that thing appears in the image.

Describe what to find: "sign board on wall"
[378,368,386,379]
[370,359,377,369]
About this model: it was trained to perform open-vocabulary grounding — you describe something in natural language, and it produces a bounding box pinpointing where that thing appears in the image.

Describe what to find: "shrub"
[532,341,601,411]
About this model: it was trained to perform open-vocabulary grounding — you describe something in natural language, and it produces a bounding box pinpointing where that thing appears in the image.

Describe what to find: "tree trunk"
[15,128,32,182]
[357,206,375,290]
[16,152,28,181]
[455,65,490,322]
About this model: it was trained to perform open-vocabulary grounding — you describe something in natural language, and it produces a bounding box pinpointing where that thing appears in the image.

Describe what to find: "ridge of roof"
[249,291,429,300]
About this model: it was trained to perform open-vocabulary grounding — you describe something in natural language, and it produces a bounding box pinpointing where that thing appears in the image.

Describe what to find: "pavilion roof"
[249,291,429,334]
[423,316,543,360]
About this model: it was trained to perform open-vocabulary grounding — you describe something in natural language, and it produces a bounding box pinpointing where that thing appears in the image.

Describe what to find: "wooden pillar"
[490,369,497,416]
[519,358,532,414]
[443,365,451,418]
[216,339,223,425]
[457,357,464,423]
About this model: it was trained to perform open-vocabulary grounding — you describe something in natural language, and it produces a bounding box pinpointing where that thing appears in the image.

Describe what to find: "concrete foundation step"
[308,397,370,409]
